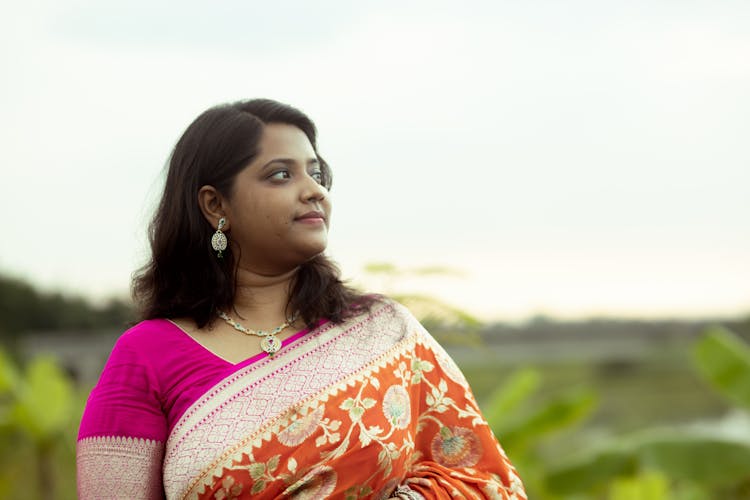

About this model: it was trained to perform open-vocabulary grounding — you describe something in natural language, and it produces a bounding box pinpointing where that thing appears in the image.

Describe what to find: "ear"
[198,185,230,230]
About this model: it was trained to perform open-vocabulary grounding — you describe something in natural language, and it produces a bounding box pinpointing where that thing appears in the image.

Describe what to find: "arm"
[77,329,167,499]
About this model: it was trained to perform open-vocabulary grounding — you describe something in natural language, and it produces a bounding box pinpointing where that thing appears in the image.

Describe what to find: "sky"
[1,0,748,321]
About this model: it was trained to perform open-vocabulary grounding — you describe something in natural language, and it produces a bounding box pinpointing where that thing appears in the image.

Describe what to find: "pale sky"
[1,0,748,321]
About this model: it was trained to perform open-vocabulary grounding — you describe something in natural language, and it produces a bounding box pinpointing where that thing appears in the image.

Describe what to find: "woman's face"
[224,123,331,273]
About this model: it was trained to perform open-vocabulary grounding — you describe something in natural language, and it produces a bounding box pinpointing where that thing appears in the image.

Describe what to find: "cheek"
[272,217,292,237]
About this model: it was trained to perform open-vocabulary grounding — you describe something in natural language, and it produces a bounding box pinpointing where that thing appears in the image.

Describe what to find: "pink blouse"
[78,319,319,441]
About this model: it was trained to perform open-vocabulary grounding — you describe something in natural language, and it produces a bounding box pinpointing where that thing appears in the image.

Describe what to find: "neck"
[231,265,299,322]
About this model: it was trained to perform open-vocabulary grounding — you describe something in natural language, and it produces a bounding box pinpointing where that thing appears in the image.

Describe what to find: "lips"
[295,210,326,222]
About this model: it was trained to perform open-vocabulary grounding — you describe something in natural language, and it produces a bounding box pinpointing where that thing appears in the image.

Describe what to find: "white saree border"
[77,436,164,499]
[163,301,417,500]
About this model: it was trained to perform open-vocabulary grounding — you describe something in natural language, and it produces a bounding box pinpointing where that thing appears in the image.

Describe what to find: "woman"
[77,99,525,499]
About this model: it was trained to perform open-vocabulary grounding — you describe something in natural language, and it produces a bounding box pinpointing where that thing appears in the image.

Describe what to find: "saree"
[77,300,525,499]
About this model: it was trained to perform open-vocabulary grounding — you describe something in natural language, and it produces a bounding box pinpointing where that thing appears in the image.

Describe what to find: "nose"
[301,173,328,203]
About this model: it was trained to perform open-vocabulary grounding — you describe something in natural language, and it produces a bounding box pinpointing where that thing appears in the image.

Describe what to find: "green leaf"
[637,431,750,487]
[248,462,265,480]
[496,388,597,453]
[692,326,750,408]
[0,350,19,395]
[546,429,750,495]
[608,471,669,500]
[483,368,541,430]
[267,454,280,473]
[410,358,434,376]
[251,479,266,494]
[350,406,365,421]
[440,426,453,439]
[340,398,355,410]
[363,262,399,275]
[361,398,376,409]
[11,356,75,440]
[546,444,635,494]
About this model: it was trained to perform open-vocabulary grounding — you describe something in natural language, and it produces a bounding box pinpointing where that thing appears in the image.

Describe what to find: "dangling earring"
[211,217,228,258]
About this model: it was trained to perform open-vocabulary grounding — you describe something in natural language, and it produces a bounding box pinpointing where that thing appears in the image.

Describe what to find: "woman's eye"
[310,170,324,184]
[269,170,291,181]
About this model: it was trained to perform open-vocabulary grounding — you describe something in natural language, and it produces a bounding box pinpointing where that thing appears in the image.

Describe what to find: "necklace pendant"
[260,335,282,356]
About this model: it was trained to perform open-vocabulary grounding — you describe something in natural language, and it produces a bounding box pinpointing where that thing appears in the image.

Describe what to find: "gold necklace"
[217,311,297,356]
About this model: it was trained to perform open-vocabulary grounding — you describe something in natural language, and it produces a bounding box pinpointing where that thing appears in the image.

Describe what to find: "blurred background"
[1,0,749,498]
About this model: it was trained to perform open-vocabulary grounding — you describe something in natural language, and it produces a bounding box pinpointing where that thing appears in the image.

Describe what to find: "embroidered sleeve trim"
[77,436,164,499]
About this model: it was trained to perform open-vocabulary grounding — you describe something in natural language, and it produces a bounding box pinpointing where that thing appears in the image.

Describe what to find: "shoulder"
[119,318,175,340]
[79,320,176,441]
[359,298,468,381]
[103,319,183,374]
[113,318,179,353]
[355,296,432,341]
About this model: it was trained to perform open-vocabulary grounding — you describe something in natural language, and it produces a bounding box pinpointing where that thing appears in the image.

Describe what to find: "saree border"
[164,301,412,499]
[77,436,164,499]
[185,327,421,498]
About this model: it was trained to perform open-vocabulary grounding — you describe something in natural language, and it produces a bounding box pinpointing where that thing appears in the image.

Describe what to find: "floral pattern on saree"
[198,339,524,498]
[166,302,525,499]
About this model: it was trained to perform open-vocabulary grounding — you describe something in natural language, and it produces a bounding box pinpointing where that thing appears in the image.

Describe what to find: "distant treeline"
[2,270,748,344]
[0,272,135,339]
[479,314,750,342]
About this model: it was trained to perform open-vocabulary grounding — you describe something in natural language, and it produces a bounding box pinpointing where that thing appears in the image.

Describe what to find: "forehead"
[257,123,316,158]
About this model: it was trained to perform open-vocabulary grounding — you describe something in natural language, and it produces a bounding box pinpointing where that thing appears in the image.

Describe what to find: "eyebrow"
[260,157,320,170]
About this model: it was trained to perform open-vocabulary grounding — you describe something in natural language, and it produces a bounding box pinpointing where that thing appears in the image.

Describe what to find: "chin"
[292,239,328,262]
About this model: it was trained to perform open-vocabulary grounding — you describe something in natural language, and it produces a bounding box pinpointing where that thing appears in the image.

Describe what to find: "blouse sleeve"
[77,329,167,499]
[396,317,526,500]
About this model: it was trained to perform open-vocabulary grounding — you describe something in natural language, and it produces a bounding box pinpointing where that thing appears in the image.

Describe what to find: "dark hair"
[132,98,376,328]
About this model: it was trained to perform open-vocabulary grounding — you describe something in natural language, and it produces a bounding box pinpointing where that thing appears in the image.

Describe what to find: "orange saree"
[163,301,525,499]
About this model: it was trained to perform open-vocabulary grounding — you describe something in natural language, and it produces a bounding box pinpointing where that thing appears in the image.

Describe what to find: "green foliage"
[393,293,482,328]
[362,262,399,275]
[639,432,750,486]
[500,387,597,454]
[0,348,79,499]
[546,431,750,495]
[692,326,750,409]
[11,357,75,441]
[387,293,483,347]
[362,262,479,345]
[480,367,598,498]
[485,371,597,457]
[0,350,19,395]
[0,272,134,339]
[540,327,750,499]
[362,262,464,277]
[547,444,635,494]
[483,369,541,424]
[608,471,670,500]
